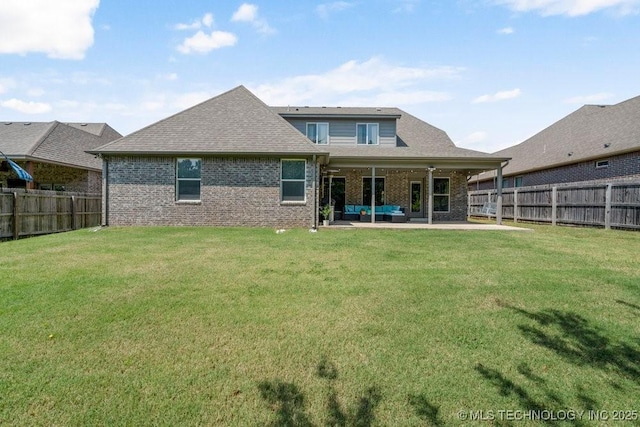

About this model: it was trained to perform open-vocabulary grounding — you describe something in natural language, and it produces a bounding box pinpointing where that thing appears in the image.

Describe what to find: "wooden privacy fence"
[0,189,101,240]
[469,181,640,230]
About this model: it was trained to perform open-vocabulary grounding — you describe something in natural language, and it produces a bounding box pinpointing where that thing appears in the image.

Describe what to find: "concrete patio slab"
[324,220,532,231]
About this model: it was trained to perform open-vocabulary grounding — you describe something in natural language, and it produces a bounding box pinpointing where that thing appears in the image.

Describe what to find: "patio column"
[427,167,435,224]
[496,164,503,225]
[371,166,376,223]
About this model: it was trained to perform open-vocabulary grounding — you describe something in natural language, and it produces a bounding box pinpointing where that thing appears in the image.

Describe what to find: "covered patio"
[319,157,510,226]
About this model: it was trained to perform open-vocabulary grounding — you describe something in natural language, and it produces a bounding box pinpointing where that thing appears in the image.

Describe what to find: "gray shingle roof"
[92,86,326,156]
[1,121,121,170]
[483,95,640,179]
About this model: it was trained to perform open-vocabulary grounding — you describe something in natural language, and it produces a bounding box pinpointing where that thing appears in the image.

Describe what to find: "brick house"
[1,121,122,192]
[91,86,507,228]
[470,95,640,190]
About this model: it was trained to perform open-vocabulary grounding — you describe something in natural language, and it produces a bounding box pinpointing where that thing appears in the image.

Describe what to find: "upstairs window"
[306,123,329,145]
[281,159,306,202]
[357,123,379,145]
[176,158,201,201]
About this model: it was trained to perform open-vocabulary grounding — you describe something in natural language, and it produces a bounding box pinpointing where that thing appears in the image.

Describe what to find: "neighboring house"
[0,121,122,192]
[470,95,640,190]
[91,86,507,228]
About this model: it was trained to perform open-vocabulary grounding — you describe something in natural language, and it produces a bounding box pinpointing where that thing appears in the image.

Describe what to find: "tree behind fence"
[469,181,640,230]
[0,189,101,240]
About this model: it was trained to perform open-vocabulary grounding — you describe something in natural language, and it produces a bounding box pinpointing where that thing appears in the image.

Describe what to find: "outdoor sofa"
[343,205,406,222]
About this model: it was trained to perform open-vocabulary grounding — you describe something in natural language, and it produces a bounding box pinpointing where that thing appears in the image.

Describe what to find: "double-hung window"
[281,159,306,202]
[357,123,379,145]
[306,123,329,145]
[176,158,201,201]
[433,178,450,212]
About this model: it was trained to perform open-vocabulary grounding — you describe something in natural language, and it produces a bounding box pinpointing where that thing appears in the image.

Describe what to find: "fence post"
[551,186,557,226]
[513,189,518,223]
[605,184,612,230]
[71,195,77,230]
[12,192,19,240]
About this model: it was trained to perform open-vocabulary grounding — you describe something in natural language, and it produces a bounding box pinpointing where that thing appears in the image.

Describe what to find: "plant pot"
[322,220,330,227]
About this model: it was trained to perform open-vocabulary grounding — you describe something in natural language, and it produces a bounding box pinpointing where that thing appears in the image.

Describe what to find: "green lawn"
[1,224,639,426]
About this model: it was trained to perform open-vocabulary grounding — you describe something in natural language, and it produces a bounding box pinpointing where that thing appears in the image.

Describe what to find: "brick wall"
[474,150,640,190]
[105,156,318,228]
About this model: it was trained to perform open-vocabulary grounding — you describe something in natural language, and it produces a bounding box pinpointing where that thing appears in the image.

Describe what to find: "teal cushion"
[345,205,355,213]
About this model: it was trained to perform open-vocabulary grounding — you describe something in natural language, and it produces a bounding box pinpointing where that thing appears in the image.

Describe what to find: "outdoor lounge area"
[343,204,407,222]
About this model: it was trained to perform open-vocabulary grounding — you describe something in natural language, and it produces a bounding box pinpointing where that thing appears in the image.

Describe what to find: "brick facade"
[104,156,318,228]
[342,168,468,221]
[0,162,101,193]
[474,150,640,190]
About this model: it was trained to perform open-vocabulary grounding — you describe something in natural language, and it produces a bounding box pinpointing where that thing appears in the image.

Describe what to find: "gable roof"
[478,95,640,180]
[92,86,326,156]
[273,106,506,162]
[1,121,122,170]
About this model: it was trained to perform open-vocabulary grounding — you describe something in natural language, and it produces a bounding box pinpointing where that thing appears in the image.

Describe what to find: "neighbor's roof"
[92,86,326,156]
[475,95,640,181]
[273,106,508,163]
[0,121,122,170]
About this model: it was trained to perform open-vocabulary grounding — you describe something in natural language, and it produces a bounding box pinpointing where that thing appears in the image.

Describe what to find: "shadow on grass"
[258,380,314,427]
[501,304,640,384]
[407,393,444,426]
[258,356,381,427]
[616,299,640,312]
[476,363,594,427]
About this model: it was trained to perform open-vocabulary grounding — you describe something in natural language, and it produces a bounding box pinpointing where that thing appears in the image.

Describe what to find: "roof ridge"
[25,121,59,156]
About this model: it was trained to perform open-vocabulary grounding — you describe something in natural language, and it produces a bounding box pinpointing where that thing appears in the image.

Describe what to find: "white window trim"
[306,122,330,145]
[595,159,609,169]
[281,159,307,204]
[433,176,450,213]
[356,123,379,145]
[176,158,202,203]
[515,176,523,187]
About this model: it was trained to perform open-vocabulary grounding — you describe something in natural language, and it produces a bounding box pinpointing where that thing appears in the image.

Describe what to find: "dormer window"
[357,123,379,145]
[306,123,329,145]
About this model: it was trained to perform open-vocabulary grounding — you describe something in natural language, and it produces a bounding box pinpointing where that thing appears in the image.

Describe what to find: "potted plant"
[320,204,332,226]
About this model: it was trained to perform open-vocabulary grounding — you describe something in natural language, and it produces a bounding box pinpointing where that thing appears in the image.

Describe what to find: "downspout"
[312,155,317,229]
[102,155,109,227]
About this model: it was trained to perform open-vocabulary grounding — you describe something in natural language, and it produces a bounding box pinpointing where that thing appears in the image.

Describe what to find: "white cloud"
[497,26,514,34]
[175,13,214,31]
[493,0,640,16]
[0,78,16,94]
[316,2,355,18]
[394,0,420,13]
[177,31,237,54]
[1,98,52,114]
[0,0,99,59]
[27,88,45,97]
[231,3,275,34]
[252,57,460,106]
[472,88,522,103]
[462,131,489,145]
[174,92,212,110]
[564,92,614,104]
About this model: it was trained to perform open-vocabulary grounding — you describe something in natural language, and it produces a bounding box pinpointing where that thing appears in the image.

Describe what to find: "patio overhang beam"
[326,158,507,174]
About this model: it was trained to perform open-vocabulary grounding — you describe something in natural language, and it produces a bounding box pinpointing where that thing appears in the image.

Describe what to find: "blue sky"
[0,0,639,152]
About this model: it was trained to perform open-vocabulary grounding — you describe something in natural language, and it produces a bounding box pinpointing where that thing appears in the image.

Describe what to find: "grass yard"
[1,224,639,426]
